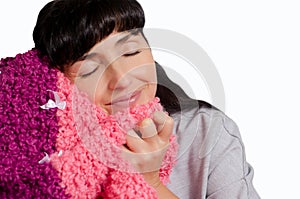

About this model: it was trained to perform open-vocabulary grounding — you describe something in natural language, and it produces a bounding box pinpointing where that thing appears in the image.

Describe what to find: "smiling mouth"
[106,90,142,108]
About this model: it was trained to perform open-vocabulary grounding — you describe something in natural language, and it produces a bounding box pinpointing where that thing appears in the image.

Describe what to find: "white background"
[1,1,299,198]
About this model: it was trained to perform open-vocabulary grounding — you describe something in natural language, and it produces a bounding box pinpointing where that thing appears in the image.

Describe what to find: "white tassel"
[40,90,66,110]
[38,152,50,164]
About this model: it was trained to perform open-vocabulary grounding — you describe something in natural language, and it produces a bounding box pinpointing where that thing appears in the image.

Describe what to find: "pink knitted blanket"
[0,49,177,198]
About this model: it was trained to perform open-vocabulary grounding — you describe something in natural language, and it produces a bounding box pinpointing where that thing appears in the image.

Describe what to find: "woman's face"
[67,30,157,114]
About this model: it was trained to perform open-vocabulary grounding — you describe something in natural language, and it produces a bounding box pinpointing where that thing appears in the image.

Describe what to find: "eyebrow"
[79,53,98,61]
[79,29,141,61]
[115,29,140,46]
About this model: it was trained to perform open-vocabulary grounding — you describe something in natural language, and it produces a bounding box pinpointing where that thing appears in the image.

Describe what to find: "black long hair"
[33,0,214,114]
[155,62,213,114]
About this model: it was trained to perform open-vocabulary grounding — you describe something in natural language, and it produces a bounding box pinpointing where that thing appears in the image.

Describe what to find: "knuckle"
[165,116,174,126]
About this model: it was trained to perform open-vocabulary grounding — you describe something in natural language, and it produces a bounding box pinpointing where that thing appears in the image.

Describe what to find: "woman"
[0,0,260,198]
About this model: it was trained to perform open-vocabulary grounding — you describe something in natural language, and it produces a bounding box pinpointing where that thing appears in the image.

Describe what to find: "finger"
[152,111,168,132]
[127,128,141,138]
[126,129,145,153]
[156,115,174,142]
[121,143,169,173]
[138,118,158,139]
[120,145,140,173]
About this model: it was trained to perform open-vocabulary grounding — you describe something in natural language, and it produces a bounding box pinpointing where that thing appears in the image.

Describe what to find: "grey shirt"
[167,106,260,199]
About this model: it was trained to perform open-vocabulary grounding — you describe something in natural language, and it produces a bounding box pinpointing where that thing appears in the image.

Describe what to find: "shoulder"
[169,102,260,198]
[171,101,243,159]
[173,101,240,135]
[171,101,239,136]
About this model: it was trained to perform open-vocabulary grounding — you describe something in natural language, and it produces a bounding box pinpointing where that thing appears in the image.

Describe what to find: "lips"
[106,90,142,109]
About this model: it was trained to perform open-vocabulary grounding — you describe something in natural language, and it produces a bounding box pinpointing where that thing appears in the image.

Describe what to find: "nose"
[107,59,132,90]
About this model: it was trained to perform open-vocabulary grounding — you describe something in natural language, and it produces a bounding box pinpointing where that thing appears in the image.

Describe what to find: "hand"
[121,111,174,185]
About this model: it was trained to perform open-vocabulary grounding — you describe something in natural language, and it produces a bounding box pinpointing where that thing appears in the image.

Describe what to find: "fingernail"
[127,129,141,138]
[140,118,157,138]
[153,111,167,125]
[141,118,153,127]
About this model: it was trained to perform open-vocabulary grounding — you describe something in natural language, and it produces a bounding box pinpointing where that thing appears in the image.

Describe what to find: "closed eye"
[80,65,100,78]
[123,50,141,57]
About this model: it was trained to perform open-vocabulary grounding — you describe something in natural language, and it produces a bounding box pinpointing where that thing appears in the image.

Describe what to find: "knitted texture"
[0,49,178,198]
[0,50,69,198]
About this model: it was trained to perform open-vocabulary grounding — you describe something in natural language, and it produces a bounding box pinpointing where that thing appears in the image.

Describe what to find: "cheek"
[148,84,157,98]
[75,75,108,106]
[143,65,157,91]
[140,67,157,101]
[133,56,157,83]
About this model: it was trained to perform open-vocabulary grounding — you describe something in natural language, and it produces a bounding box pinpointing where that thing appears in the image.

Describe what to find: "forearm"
[143,172,179,199]
[155,183,179,199]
